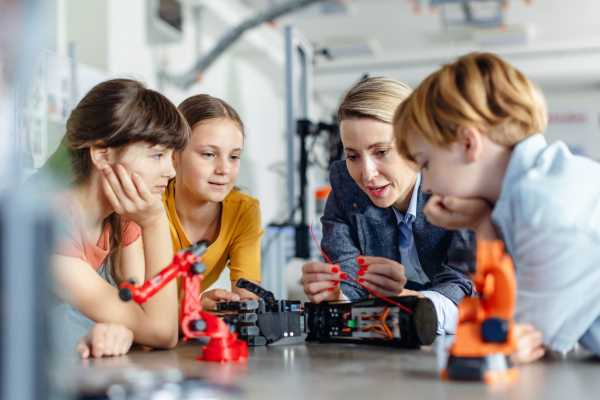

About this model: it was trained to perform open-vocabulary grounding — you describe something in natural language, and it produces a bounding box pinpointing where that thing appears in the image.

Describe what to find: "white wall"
[66,0,108,71]
[41,0,321,290]
[544,87,600,161]
[35,0,600,220]
[45,0,296,229]
[233,57,288,218]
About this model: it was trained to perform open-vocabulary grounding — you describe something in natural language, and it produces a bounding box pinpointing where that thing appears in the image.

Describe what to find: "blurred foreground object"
[66,367,241,400]
[1,184,54,399]
[1,1,55,399]
[442,236,519,383]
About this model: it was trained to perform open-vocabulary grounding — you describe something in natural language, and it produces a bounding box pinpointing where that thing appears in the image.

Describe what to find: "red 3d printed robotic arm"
[118,240,248,362]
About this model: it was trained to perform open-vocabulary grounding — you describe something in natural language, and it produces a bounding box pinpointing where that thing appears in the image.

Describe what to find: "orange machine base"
[441,354,519,383]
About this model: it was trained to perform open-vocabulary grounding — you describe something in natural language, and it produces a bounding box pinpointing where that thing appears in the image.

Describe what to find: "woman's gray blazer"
[321,160,474,305]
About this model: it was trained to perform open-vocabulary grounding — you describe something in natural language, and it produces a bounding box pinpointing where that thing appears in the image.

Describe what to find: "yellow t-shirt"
[162,180,263,292]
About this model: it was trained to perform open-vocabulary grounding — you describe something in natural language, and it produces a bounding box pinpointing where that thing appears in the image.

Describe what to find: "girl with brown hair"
[162,94,263,311]
[46,78,189,356]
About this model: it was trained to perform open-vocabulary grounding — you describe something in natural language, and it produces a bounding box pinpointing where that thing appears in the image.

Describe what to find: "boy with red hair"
[394,52,600,361]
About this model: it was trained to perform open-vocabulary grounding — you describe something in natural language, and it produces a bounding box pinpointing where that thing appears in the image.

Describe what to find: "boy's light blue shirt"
[491,134,600,354]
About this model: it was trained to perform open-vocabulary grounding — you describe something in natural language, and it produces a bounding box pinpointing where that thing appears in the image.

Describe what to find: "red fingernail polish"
[328,287,334,292]
[332,281,339,285]
[357,258,365,264]
[340,273,348,280]
[360,265,368,271]
[331,267,339,273]
[358,278,364,282]
[357,270,364,276]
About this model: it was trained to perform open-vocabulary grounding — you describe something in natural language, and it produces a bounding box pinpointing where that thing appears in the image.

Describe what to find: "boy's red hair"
[394,52,548,160]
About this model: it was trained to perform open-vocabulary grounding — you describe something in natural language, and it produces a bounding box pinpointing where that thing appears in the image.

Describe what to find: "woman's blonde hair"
[394,52,548,160]
[338,77,413,124]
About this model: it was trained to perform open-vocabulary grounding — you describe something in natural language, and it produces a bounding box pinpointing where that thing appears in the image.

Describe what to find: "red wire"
[310,221,333,264]
[310,221,413,315]
[346,276,412,314]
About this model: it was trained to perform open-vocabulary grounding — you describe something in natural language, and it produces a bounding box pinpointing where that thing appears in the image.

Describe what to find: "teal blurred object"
[38,138,72,187]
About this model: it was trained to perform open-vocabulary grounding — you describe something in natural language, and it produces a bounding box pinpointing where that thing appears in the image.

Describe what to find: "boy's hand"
[201,289,240,313]
[301,261,343,303]
[76,323,134,359]
[511,322,545,364]
[423,195,498,239]
[357,256,408,297]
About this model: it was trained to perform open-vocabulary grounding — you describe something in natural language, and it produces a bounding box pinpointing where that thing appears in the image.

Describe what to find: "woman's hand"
[76,323,134,359]
[423,195,498,240]
[201,289,241,313]
[356,256,407,297]
[510,322,545,364]
[101,164,166,229]
[301,261,343,303]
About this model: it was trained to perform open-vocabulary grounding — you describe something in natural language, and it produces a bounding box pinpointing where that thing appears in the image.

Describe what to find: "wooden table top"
[68,337,600,400]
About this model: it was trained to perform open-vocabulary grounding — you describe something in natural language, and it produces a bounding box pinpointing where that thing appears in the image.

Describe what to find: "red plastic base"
[197,337,249,362]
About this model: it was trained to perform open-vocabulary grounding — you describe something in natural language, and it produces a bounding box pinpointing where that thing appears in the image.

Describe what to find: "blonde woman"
[301,77,474,334]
